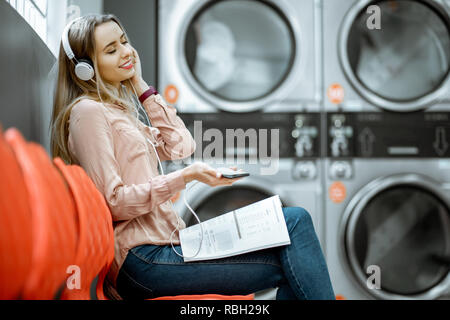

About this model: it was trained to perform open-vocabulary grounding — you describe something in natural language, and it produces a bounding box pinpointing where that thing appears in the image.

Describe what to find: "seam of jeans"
[284,246,308,300]
[283,211,309,300]
[119,268,154,297]
[129,248,282,268]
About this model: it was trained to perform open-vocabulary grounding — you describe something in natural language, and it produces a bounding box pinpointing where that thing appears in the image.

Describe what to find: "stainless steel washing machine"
[322,0,450,299]
[323,0,450,113]
[325,112,450,300]
[158,0,322,113]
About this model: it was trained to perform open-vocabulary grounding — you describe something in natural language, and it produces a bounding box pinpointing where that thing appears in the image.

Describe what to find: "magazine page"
[180,195,291,262]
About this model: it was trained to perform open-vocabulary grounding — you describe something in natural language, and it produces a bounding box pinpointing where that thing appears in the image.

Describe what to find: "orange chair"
[53,158,115,300]
[5,128,78,299]
[0,127,33,299]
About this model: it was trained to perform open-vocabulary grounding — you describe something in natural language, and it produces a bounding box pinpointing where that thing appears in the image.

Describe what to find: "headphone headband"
[62,17,84,61]
[61,17,95,81]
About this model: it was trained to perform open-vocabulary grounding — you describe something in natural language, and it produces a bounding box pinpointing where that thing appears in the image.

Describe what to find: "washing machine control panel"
[327,112,450,158]
[179,112,321,160]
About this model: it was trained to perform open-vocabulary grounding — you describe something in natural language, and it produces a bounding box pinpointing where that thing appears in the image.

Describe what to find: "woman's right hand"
[129,46,149,96]
[182,162,243,187]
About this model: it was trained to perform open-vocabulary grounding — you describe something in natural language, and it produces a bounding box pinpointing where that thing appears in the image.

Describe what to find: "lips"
[120,60,133,70]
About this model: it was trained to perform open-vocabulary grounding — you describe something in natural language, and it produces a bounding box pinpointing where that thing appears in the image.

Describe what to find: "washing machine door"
[181,0,297,112]
[183,185,277,227]
[342,174,450,299]
[340,0,450,111]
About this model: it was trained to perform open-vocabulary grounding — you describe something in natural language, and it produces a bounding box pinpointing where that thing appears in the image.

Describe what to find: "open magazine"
[180,195,291,262]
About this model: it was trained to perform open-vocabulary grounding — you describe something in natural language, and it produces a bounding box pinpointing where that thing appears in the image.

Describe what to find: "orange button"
[327,83,345,105]
[164,84,179,105]
[329,182,347,204]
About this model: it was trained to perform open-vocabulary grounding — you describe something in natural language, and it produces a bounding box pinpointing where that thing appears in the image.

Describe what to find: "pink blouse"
[68,93,196,287]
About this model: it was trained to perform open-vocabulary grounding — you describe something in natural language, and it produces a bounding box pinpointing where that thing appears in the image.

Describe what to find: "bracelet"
[139,86,159,104]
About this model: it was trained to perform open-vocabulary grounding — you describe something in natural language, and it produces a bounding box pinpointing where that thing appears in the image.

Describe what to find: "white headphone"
[61,17,95,82]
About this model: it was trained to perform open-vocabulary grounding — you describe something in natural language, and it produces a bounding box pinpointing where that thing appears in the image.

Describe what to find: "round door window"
[186,188,273,226]
[347,186,450,296]
[184,0,295,102]
[346,0,450,103]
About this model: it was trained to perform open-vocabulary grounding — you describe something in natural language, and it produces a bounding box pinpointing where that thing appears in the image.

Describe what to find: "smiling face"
[94,21,135,89]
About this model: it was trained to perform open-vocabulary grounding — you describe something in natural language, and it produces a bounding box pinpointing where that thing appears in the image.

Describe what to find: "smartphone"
[221,172,250,179]
[217,168,250,179]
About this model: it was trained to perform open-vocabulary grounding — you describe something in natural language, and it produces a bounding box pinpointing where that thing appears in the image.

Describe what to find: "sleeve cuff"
[165,170,186,195]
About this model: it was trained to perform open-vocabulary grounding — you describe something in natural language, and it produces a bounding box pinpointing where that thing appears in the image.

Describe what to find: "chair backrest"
[0,127,33,299]
[53,158,115,300]
[5,128,78,299]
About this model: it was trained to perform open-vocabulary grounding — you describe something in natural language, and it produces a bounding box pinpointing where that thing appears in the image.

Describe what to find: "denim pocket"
[130,245,163,263]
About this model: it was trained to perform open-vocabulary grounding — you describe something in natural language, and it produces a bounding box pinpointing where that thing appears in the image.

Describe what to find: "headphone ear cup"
[75,59,95,81]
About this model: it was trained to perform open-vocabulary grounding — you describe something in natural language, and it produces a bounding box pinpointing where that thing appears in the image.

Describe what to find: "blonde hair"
[50,14,139,164]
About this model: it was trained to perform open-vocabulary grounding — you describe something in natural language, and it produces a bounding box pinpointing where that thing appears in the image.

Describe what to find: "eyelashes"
[107,41,129,55]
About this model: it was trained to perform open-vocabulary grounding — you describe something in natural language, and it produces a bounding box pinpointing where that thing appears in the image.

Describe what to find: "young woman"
[50,14,335,300]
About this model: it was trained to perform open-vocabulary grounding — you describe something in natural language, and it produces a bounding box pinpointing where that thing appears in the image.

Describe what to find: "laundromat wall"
[0,0,55,148]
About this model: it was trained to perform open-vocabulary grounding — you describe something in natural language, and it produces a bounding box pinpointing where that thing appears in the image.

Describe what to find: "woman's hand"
[130,46,149,96]
[182,162,243,187]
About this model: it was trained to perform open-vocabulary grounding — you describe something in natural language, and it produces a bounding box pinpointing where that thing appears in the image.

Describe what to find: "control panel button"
[293,161,317,180]
[329,161,353,180]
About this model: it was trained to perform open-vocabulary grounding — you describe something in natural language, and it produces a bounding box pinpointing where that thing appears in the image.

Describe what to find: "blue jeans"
[116,207,335,300]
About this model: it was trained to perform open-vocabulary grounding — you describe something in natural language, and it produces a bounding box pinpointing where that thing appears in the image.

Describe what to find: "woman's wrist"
[132,78,150,97]
[182,166,196,184]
